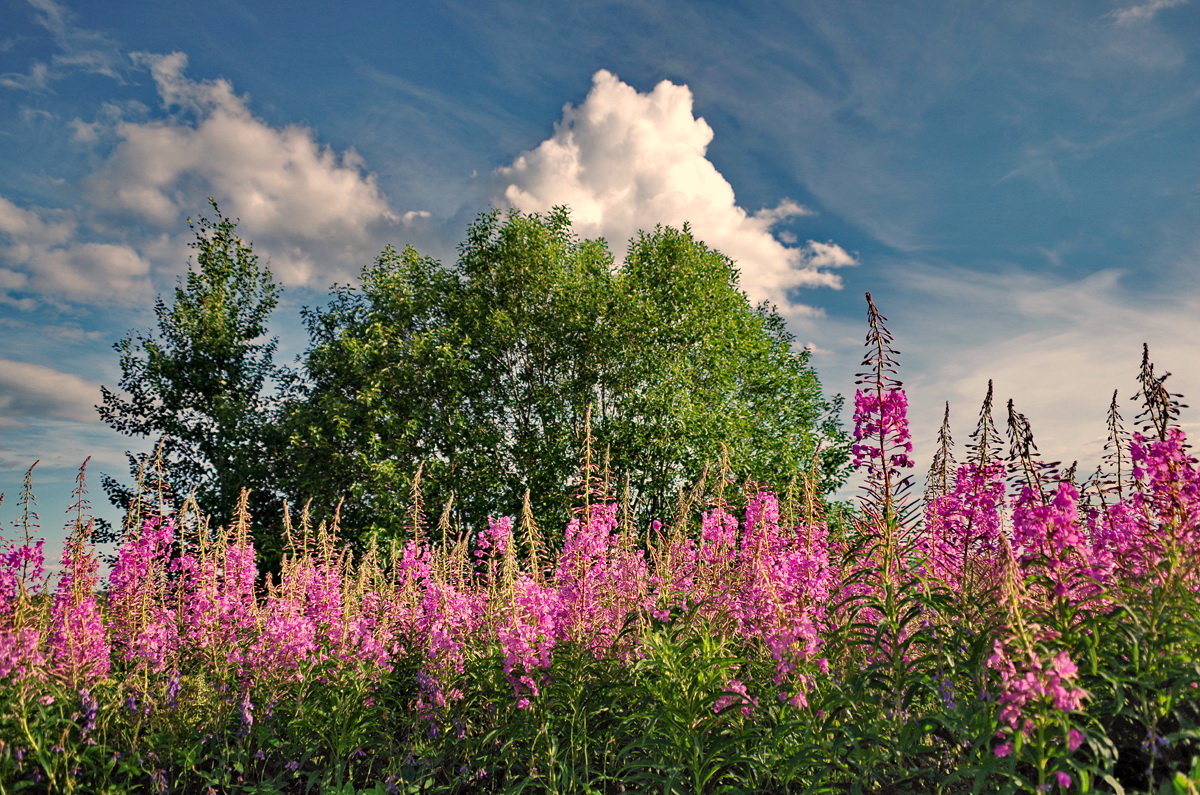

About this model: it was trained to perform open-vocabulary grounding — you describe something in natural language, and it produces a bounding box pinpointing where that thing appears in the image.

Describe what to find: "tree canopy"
[281,208,848,539]
[101,205,848,549]
[98,202,282,537]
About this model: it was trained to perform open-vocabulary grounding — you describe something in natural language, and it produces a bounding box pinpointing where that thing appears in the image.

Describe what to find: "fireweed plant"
[3,296,1200,793]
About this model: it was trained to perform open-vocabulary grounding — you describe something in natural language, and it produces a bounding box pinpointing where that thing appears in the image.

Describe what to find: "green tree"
[282,208,847,540]
[98,202,282,540]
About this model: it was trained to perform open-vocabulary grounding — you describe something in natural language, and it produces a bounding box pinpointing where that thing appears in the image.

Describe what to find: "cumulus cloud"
[0,197,72,245]
[0,358,101,428]
[496,70,855,317]
[2,50,419,303]
[84,51,405,286]
[0,197,152,305]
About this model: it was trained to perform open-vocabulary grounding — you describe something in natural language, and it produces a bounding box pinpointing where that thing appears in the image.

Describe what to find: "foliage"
[97,200,282,546]
[282,207,847,541]
[8,294,1200,792]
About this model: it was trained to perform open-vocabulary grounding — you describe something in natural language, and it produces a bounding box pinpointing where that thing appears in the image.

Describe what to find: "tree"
[282,208,847,540]
[97,202,282,542]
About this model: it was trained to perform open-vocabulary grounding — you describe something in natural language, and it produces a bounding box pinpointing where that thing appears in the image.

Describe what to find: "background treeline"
[97,203,849,562]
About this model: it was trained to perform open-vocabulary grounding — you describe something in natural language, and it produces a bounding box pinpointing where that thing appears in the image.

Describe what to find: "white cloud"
[0,197,72,245]
[0,197,152,305]
[894,267,1200,478]
[0,0,126,91]
[4,50,424,302]
[495,70,855,317]
[1112,0,1191,24]
[0,358,101,428]
[83,52,403,287]
[803,240,858,270]
[26,242,152,302]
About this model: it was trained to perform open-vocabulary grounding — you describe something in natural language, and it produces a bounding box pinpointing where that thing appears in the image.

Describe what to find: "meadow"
[1,299,1198,793]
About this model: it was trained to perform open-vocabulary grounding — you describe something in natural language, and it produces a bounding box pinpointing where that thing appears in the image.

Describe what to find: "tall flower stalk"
[1,305,1198,793]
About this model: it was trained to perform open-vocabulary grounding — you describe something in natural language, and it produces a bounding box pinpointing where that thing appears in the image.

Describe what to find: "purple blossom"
[713,678,757,716]
[0,534,45,616]
[852,388,915,475]
[497,573,558,704]
[107,517,178,670]
[47,531,109,686]
[920,461,1005,592]
[474,516,513,561]
[988,638,1087,757]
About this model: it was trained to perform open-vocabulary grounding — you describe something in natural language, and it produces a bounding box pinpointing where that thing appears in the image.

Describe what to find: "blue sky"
[2,0,1198,553]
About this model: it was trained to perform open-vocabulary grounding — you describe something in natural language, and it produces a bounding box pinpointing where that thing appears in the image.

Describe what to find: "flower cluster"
[2,295,1199,793]
[988,636,1087,789]
[851,388,915,474]
[921,461,1006,592]
[497,574,559,707]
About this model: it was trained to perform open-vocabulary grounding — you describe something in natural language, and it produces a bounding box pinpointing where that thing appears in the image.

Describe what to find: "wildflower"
[239,692,254,733]
[734,492,833,702]
[852,388,914,474]
[0,535,45,616]
[713,678,757,716]
[474,516,512,561]
[0,628,44,682]
[107,517,178,670]
[1012,481,1099,598]
[497,573,558,704]
[166,673,182,710]
[920,461,1005,592]
[77,688,98,738]
[47,532,110,686]
[988,639,1087,762]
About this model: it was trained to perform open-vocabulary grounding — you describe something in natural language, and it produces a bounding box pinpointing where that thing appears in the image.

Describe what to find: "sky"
[2,0,1198,554]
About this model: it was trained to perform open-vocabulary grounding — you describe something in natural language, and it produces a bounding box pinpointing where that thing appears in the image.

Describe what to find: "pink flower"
[920,461,1006,592]
[851,388,914,476]
[989,639,1087,740]
[474,516,513,561]
[1,534,45,616]
[734,492,833,700]
[0,627,44,682]
[713,679,757,716]
[554,502,647,657]
[46,531,110,685]
[107,517,178,670]
[497,574,559,704]
[1050,652,1077,680]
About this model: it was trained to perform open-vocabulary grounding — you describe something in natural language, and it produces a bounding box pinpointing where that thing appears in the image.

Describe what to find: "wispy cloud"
[0,357,101,428]
[889,265,1200,477]
[496,70,856,317]
[1111,0,1191,24]
[0,0,126,90]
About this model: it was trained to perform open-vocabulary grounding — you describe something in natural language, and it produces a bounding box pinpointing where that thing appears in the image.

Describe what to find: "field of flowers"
[2,295,1199,793]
